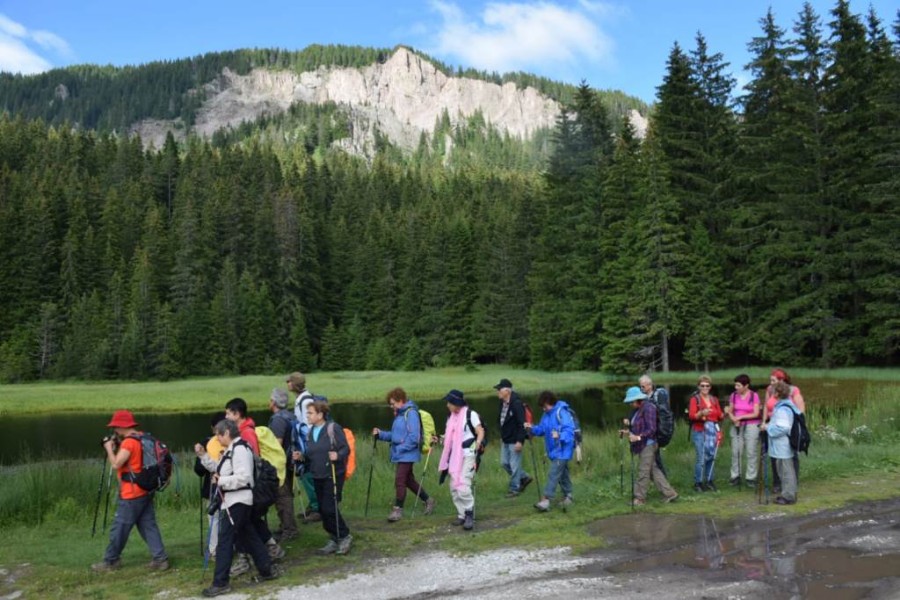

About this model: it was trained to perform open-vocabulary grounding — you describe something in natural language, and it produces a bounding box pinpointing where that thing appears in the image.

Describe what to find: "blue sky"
[0,1,896,104]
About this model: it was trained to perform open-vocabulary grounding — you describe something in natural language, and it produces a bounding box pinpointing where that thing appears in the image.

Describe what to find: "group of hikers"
[90,369,806,596]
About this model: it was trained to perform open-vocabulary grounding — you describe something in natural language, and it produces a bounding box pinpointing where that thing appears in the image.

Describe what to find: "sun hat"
[444,389,466,406]
[107,409,139,428]
[623,386,648,404]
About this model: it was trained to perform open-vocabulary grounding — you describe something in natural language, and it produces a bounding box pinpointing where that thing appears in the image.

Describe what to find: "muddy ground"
[246,497,900,600]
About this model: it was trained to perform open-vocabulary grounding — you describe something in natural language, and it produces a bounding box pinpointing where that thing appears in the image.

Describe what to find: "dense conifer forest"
[0,1,897,381]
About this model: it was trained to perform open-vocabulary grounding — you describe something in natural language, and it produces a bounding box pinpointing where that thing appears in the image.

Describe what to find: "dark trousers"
[213,502,272,587]
[394,462,428,507]
[314,477,349,540]
[274,468,298,536]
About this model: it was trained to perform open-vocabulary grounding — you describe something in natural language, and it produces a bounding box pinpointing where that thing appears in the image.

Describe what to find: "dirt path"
[191,498,900,599]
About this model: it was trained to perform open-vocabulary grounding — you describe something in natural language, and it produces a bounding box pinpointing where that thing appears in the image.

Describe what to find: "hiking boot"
[424,497,437,516]
[452,516,465,526]
[336,534,353,555]
[693,482,705,493]
[230,553,251,577]
[303,511,322,523]
[274,529,298,542]
[257,565,282,582]
[745,479,757,487]
[505,490,520,498]
[147,558,170,571]
[534,498,550,512]
[519,476,534,493]
[729,477,741,486]
[664,493,679,503]
[559,496,573,509]
[774,496,795,505]
[202,584,232,597]
[318,538,339,554]
[267,542,286,561]
[633,498,646,506]
[387,506,403,522]
[91,559,121,572]
[463,510,474,531]
[706,481,718,492]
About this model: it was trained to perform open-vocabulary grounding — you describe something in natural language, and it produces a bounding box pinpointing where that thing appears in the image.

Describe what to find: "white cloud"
[429,1,615,76]
[0,13,71,74]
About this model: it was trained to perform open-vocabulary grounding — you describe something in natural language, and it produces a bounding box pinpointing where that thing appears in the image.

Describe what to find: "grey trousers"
[103,494,167,563]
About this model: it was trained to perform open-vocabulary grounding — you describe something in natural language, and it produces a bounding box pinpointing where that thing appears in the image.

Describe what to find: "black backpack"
[648,389,675,448]
[226,441,280,511]
[789,411,811,455]
[465,409,487,471]
[123,432,174,493]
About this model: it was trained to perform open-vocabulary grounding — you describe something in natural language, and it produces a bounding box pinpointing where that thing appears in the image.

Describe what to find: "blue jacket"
[767,399,798,459]
[530,401,575,461]
[377,401,422,463]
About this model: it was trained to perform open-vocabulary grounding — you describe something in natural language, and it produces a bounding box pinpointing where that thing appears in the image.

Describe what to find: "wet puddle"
[586,499,900,599]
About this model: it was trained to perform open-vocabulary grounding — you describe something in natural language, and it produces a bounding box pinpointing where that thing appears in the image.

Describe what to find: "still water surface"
[0,379,873,465]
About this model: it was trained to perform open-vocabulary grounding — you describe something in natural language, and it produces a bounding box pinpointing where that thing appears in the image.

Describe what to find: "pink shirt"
[729,391,761,425]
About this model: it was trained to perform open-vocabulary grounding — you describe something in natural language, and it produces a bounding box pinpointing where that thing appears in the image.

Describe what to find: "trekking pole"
[527,435,543,501]
[203,484,221,576]
[91,459,107,537]
[619,434,624,495]
[411,446,433,519]
[756,436,763,504]
[331,462,340,541]
[102,465,115,532]
[630,448,635,511]
[199,476,204,556]
[364,437,377,517]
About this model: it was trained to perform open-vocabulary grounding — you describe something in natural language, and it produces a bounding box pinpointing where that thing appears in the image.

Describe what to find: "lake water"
[0,379,875,465]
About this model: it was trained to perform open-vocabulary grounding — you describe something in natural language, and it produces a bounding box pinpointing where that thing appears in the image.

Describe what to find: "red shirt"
[238,418,259,456]
[689,394,723,432]
[118,435,148,500]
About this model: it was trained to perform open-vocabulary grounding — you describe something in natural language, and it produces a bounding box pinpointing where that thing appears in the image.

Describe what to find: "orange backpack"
[326,423,357,481]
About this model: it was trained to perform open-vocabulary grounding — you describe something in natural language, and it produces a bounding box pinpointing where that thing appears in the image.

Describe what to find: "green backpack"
[405,407,437,454]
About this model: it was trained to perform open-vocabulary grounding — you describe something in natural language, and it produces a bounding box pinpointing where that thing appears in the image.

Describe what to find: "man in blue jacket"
[372,387,436,521]
[525,390,574,511]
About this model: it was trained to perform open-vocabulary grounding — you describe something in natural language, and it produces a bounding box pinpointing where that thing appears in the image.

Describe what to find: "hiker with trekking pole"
[296,400,352,555]
[494,378,534,498]
[199,418,278,598]
[725,374,761,489]
[621,387,678,507]
[372,387,436,522]
[525,390,575,512]
[194,411,226,558]
[92,410,169,573]
[438,389,484,531]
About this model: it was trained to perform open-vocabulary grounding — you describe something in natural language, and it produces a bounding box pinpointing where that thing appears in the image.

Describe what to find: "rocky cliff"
[132,47,568,155]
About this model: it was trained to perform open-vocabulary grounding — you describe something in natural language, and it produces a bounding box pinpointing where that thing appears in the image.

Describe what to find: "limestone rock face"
[133,47,564,155]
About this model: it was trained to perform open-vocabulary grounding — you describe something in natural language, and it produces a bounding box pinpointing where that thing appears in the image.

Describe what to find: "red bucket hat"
[107,409,139,428]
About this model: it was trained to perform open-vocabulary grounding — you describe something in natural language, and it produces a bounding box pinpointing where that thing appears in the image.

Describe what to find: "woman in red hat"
[92,410,169,572]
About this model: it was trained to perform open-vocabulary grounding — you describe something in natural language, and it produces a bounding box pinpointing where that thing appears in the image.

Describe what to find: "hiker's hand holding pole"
[372,428,381,436]
[328,450,338,461]
[513,441,522,452]
[292,450,303,462]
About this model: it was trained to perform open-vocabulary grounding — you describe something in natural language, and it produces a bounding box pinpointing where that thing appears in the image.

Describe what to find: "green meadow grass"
[1,383,898,598]
[1,366,897,416]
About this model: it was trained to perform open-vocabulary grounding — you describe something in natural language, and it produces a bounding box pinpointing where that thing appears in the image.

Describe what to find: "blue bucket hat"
[623,386,648,404]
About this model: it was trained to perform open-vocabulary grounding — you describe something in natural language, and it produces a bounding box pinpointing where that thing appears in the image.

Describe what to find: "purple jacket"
[629,401,658,454]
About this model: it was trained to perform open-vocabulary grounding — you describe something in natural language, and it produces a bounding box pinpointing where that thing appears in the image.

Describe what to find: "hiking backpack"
[648,388,675,448]
[465,408,487,471]
[325,422,357,481]
[227,440,280,512]
[789,411,811,455]
[124,432,174,493]
[256,425,287,486]
[404,407,437,454]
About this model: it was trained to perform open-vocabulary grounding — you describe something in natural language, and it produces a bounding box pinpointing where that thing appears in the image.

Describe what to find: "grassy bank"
[1,384,898,599]
[1,366,898,416]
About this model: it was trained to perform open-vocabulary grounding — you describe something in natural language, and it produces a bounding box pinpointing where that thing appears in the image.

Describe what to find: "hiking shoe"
[275,529,298,542]
[505,490,520,498]
[387,506,403,522]
[774,496,795,505]
[318,538,339,554]
[745,479,757,487]
[452,516,465,526]
[303,511,322,523]
[519,476,534,493]
[463,511,474,531]
[257,565,282,582]
[230,553,251,576]
[693,482,705,493]
[202,584,232,597]
[559,496,573,509]
[633,498,646,506]
[706,481,718,492]
[534,498,551,512]
[664,493,679,503]
[424,497,437,516]
[147,558,170,571]
[267,542,286,561]
[729,477,741,486]
[336,535,353,555]
[91,559,121,572]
